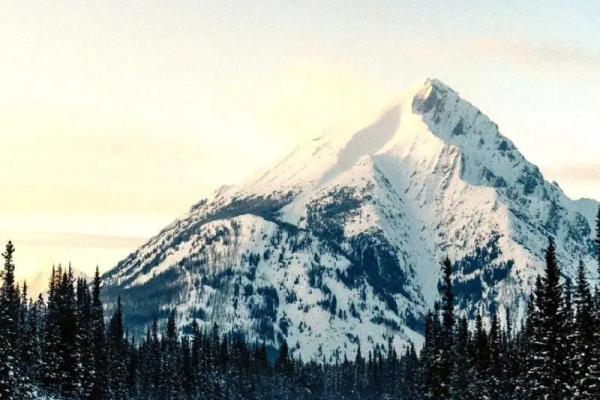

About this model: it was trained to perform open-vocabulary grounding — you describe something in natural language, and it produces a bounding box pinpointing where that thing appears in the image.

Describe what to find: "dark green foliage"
[4,221,600,400]
[0,241,22,399]
[596,206,600,275]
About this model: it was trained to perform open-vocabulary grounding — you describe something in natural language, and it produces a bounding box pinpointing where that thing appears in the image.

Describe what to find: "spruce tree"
[573,260,600,398]
[90,267,108,400]
[471,312,489,399]
[421,306,441,399]
[181,335,193,399]
[487,310,503,398]
[41,266,62,396]
[523,240,567,399]
[439,258,455,399]
[0,241,22,399]
[596,206,600,277]
[450,316,470,400]
[54,266,82,398]
[162,310,181,400]
[559,277,575,396]
[149,317,162,400]
[541,239,566,397]
[107,297,127,400]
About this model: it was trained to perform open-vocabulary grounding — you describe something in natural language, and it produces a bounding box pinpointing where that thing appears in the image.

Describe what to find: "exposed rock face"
[102,79,598,362]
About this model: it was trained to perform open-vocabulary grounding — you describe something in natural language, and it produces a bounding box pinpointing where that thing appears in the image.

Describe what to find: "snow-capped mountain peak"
[102,79,598,362]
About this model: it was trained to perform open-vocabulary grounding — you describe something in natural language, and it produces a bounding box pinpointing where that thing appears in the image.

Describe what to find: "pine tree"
[41,266,62,396]
[439,258,455,399]
[76,277,95,399]
[471,312,489,399]
[0,241,22,399]
[559,277,575,396]
[596,206,600,277]
[450,316,470,400]
[181,335,193,399]
[107,297,128,400]
[522,240,567,399]
[17,282,39,398]
[53,266,83,398]
[126,335,139,399]
[541,239,566,397]
[487,310,503,398]
[149,317,162,400]
[572,260,600,398]
[90,267,108,400]
[25,295,44,393]
[502,307,519,399]
[162,310,181,400]
[277,340,292,375]
[422,302,442,398]
[354,343,365,397]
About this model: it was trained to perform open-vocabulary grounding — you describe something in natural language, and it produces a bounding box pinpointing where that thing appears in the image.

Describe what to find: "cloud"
[469,37,600,72]
[0,230,146,249]
[539,163,600,201]
[542,163,600,182]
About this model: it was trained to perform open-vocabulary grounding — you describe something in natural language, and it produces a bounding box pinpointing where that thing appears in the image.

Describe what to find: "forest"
[1,208,600,400]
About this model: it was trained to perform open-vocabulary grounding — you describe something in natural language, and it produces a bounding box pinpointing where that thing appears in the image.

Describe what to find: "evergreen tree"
[521,240,567,399]
[76,277,95,399]
[54,266,82,398]
[421,306,441,399]
[450,316,470,400]
[487,310,503,398]
[181,334,193,399]
[90,267,108,400]
[6,220,600,400]
[107,297,127,400]
[0,241,22,399]
[41,265,62,396]
[162,310,181,400]
[149,317,162,400]
[470,312,489,399]
[439,258,455,399]
[559,277,575,396]
[540,239,566,398]
[596,206,600,277]
[573,260,600,398]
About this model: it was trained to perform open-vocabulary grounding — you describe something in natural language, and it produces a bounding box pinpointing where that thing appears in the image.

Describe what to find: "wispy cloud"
[0,230,146,249]
[542,163,600,182]
[539,163,600,201]
[469,37,600,72]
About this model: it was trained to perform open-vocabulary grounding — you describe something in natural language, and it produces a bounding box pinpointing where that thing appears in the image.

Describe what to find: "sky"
[1,1,600,282]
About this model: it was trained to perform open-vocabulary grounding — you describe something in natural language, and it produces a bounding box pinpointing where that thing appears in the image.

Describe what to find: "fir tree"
[471,312,489,399]
[487,310,503,398]
[90,267,108,400]
[162,310,181,400]
[0,241,22,399]
[439,258,455,399]
[107,297,127,400]
[573,260,600,398]
[559,277,575,396]
[450,316,470,400]
[596,206,600,277]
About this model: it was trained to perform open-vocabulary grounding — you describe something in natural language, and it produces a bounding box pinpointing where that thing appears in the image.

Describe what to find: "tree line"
[0,208,599,399]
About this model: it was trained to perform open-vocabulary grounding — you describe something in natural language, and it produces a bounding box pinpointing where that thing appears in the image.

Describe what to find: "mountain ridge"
[102,78,598,362]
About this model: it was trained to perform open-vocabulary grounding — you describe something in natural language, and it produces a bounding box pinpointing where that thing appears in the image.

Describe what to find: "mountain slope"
[102,79,598,361]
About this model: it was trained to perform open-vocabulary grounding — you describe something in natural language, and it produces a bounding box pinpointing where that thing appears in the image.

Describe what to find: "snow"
[103,78,599,361]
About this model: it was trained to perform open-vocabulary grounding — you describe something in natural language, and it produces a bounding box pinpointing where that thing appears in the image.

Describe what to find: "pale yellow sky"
[1,1,599,281]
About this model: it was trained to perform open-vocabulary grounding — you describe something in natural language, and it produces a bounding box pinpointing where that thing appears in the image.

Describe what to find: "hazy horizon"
[2,1,600,281]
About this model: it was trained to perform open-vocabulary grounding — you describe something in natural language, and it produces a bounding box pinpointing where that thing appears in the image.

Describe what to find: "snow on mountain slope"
[102,79,598,362]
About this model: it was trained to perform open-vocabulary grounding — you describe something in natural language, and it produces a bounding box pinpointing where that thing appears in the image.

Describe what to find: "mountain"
[28,265,89,298]
[102,79,599,362]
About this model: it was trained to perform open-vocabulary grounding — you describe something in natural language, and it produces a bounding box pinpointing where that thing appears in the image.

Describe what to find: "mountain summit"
[102,79,598,361]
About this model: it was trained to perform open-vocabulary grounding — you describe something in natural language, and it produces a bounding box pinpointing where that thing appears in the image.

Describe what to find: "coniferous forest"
[1,208,600,399]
